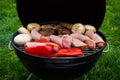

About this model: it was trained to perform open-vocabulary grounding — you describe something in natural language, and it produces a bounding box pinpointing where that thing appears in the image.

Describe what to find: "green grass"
[0,0,120,80]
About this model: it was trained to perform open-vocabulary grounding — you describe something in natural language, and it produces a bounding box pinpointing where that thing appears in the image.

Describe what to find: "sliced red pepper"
[34,39,61,52]
[25,45,53,57]
[34,39,48,42]
[52,48,84,57]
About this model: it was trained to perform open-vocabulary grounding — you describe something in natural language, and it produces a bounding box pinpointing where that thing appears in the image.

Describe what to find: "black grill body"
[11,0,106,80]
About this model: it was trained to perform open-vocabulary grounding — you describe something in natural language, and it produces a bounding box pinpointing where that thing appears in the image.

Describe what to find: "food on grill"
[24,42,83,57]
[84,24,96,32]
[62,35,87,48]
[71,23,85,34]
[40,24,56,36]
[29,25,50,41]
[31,28,50,41]
[72,38,87,48]
[70,33,96,49]
[62,35,73,49]
[31,29,41,40]
[57,27,71,35]
[14,22,105,57]
[50,35,87,49]
[85,40,96,50]
[44,42,62,53]
[14,34,32,45]
[34,39,48,42]
[97,42,105,48]
[25,42,61,53]
[59,22,73,29]
[85,30,105,48]
[40,24,72,35]
[52,48,84,57]
[50,35,63,48]
[18,27,30,34]
[27,23,41,31]
[25,42,46,47]
[27,23,42,40]
[25,42,53,57]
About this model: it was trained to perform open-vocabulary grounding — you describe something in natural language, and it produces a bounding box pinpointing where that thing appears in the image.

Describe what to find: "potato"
[18,27,30,34]
[14,34,32,45]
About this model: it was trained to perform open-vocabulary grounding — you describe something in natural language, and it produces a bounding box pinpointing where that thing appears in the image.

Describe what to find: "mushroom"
[18,26,30,34]
[84,24,96,33]
[14,34,32,45]
[71,23,85,34]
[27,23,41,40]
[27,23,41,32]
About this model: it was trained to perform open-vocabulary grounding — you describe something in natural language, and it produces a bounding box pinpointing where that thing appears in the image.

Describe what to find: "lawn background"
[0,0,120,80]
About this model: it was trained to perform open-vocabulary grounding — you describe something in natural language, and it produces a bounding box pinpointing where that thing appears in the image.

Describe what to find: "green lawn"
[0,0,120,80]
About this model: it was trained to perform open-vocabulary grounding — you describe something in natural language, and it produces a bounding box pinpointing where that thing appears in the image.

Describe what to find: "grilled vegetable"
[14,34,32,45]
[18,27,30,34]
[71,23,85,34]
[52,48,84,57]
[84,24,96,33]
[25,42,61,54]
[34,39,48,42]
[25,44,53,57]
[27,23,41,31]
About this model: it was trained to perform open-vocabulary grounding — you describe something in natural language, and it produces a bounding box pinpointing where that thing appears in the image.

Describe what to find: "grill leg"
[26,73,43,80]
[26,73,33,80]
[84,74,89,80]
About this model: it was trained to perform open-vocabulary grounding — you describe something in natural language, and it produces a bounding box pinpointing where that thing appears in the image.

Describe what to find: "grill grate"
[83,49,99,55]
[17,45,100,57]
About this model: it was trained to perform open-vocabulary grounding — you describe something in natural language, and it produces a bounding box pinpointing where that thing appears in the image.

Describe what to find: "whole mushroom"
[71,23,85,34]
[27,23,41,31]
[84,24,96,33]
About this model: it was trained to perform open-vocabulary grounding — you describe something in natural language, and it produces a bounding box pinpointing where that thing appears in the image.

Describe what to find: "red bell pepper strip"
[52,48,84,57]
[25,45,53,57]
[34,39,48,42]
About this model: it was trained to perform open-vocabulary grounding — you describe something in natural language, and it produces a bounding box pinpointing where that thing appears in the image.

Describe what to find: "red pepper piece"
[52,48,84,57]
[25,45,53,57]
[34,39,48,42]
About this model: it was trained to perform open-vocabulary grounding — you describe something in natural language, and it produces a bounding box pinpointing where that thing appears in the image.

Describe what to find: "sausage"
[85,30,105,48]
[97,42,104,48]
[31,29,41,40]
[85,40,96,50]
[70,33,96,49]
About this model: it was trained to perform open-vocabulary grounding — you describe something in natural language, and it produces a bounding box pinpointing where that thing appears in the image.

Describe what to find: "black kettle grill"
[11,0,106,80]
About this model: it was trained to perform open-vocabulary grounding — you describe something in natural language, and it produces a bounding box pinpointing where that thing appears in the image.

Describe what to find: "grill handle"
[8,40,14,50]
[103,42,110,53]
[8,40,110,52]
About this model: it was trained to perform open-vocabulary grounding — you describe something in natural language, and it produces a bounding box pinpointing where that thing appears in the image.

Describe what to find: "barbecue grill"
[11,0,107,80]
